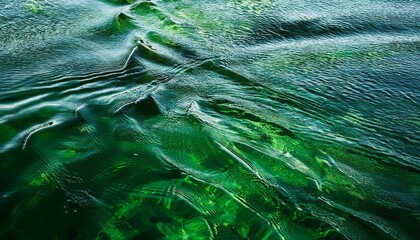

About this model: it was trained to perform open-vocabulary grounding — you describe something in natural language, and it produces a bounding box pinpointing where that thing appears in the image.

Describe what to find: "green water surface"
[0,0,419,239]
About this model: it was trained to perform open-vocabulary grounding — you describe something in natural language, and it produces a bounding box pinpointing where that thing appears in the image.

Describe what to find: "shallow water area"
[0,0,419,239]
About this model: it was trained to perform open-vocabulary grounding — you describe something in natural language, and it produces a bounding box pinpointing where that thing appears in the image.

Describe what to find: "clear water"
[0,0,419,239]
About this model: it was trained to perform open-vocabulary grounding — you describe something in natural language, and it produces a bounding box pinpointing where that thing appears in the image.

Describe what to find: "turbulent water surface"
[1,0,419,239]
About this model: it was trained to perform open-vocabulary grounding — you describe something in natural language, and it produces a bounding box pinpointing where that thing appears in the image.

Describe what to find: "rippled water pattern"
[1,0,419,239]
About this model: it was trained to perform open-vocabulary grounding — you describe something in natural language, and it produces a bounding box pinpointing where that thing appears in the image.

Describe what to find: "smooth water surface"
[1,0,419,239]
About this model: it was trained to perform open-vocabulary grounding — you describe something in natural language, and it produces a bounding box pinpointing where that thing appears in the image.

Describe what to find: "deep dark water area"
[0,0,419,239]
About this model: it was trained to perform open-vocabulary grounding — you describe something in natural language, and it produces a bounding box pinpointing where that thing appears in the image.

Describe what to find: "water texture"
[0,0,419,239]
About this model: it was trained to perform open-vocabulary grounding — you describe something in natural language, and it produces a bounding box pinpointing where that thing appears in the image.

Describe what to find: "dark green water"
[1,0,419,239]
